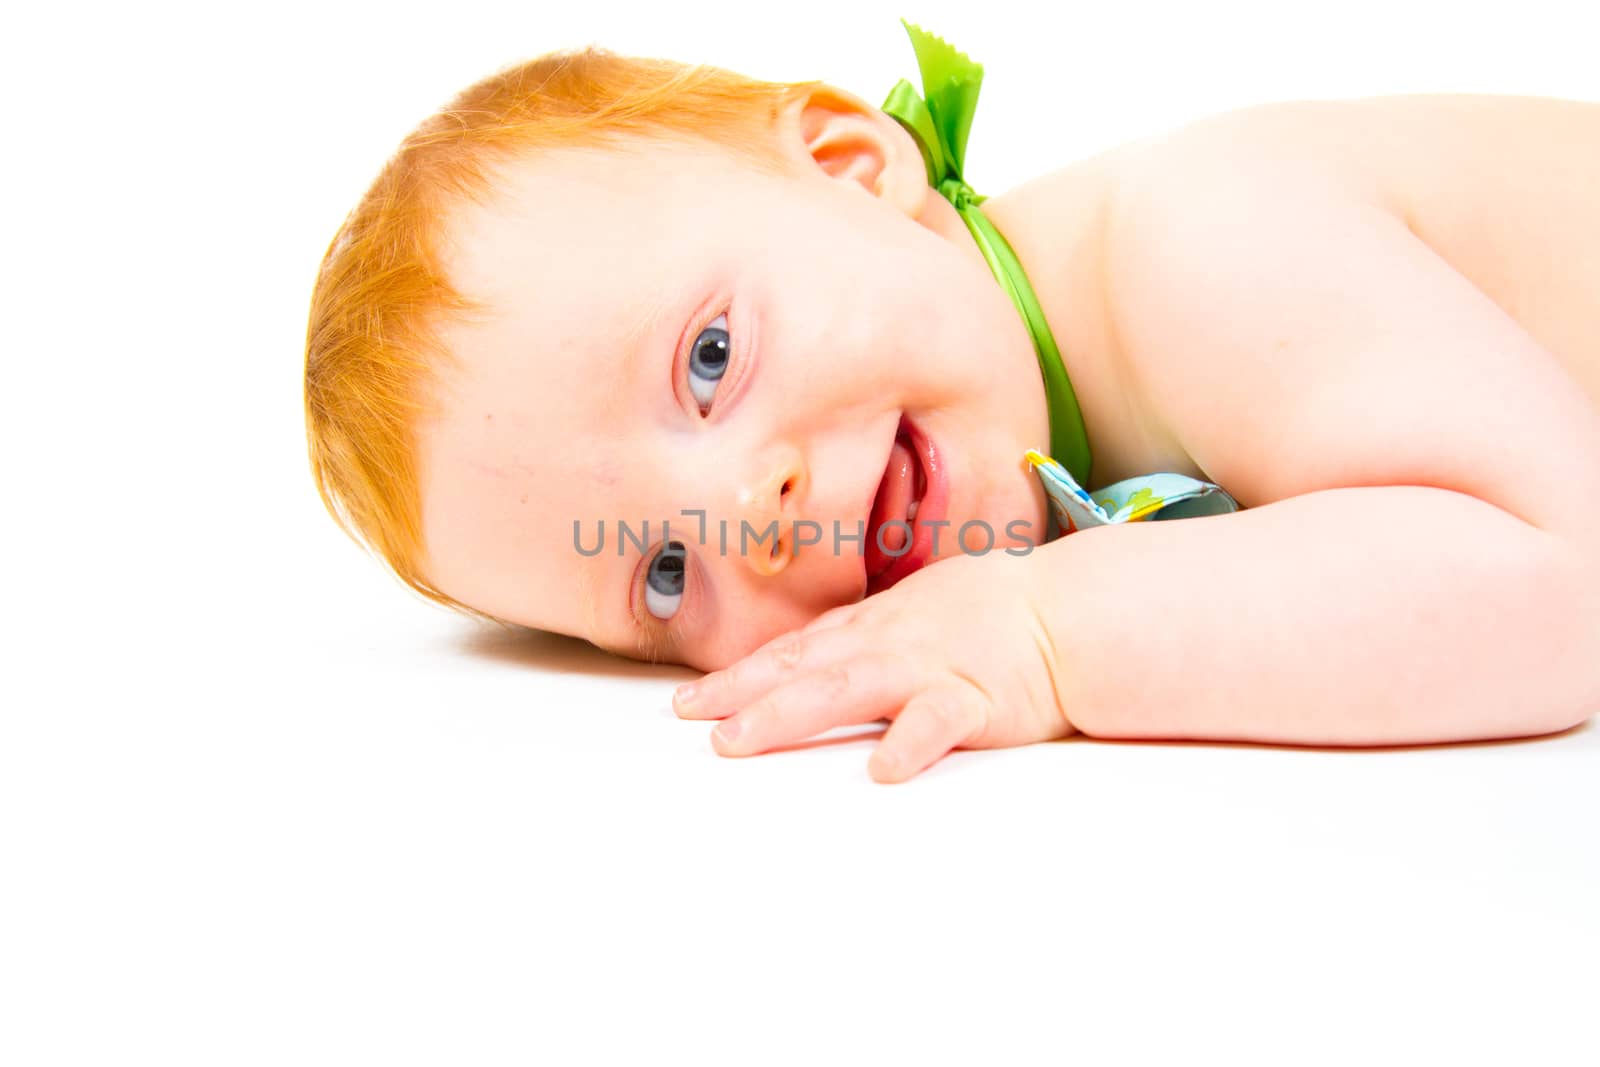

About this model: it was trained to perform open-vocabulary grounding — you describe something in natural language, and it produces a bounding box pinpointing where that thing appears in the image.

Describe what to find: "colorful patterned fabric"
[1024,449,1241,540]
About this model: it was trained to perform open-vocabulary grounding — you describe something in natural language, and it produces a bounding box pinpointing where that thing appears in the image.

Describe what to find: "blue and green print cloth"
[1025,449,1240,539]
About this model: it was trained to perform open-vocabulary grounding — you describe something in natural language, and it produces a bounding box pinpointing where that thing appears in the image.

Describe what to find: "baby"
[305,22,1600,783]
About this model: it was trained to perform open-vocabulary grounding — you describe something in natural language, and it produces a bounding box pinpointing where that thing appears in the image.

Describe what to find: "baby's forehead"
[439,133,804,272]
[437,149,719,313]
[438,148,636,259]
[447,136,733,225]
[424,232,650,474]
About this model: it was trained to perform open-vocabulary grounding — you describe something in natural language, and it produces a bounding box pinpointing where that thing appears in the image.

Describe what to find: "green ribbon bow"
[881,19,1094,488]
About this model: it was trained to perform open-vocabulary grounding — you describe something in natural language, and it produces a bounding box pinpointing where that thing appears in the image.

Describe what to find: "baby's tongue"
[865,438,916,577]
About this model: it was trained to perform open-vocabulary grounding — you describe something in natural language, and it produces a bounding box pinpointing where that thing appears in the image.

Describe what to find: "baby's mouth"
[865,417,927,585]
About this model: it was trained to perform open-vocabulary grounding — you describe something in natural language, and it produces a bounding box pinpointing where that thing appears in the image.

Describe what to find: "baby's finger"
[674,621,861,720]
[710,655,913,758]
[798,599,864,635]
[867,684,989,784]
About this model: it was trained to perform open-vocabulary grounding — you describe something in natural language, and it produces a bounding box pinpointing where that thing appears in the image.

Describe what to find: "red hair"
[304,47,820,617]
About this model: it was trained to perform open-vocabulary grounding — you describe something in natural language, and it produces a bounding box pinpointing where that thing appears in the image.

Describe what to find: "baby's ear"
[773,84,930,217]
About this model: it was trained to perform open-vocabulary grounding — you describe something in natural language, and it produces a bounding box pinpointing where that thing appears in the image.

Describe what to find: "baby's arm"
[1052,135,1600,744]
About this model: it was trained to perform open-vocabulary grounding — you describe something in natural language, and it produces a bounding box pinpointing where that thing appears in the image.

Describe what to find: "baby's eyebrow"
[600,287,677,421]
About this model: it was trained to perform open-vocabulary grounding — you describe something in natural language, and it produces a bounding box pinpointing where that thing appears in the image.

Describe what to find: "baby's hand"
[673,548,1077,783]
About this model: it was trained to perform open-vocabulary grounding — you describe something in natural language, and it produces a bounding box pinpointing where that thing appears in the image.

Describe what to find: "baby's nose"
[735,452,805,578]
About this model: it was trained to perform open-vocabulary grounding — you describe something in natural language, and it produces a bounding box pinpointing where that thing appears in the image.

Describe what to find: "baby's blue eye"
[687,313,730,412]
[644,540,687,619]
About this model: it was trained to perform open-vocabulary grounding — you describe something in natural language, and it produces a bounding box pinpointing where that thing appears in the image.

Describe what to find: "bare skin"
[677,94,1600,781]
[413,87,1598,781]
[984,93,1600,472]
[1158,94,1600,402]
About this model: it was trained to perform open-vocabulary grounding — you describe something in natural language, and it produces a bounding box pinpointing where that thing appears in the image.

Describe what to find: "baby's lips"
[864,439,915,576]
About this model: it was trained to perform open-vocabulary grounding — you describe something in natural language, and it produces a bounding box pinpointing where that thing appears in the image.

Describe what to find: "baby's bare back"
[1210,94,1600,408]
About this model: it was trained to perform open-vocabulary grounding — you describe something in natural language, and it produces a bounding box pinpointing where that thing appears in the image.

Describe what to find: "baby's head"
[305,45,1049,671]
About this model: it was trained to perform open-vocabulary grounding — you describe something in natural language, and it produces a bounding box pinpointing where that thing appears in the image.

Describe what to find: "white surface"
[3,1,1596,1063]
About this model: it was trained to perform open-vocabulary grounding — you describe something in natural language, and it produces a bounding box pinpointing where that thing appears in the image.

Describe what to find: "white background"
[3,1,1597,1063]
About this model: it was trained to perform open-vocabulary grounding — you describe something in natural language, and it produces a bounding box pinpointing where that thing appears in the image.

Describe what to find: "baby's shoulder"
[1092,95,1600,516]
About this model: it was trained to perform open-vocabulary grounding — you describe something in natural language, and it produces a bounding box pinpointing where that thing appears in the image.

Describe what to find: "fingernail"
[714,718,741,746]
[675,682,698,704]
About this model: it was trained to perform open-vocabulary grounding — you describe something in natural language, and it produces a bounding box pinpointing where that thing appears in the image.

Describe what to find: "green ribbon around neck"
[880,19,1094,488]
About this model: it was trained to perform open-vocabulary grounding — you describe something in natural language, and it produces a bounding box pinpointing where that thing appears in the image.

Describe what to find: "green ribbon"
[880,19,1094,488]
